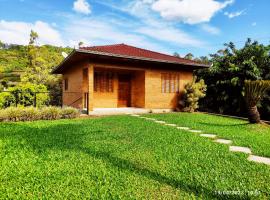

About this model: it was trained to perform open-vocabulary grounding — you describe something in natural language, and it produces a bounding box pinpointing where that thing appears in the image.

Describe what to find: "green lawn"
[0,113,269,199]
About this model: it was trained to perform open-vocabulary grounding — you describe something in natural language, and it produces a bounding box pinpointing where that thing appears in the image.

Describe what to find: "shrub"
[182,77,207,113]
[243,80,270,123]
[0,106,79,122]
[21,107,40,121]
[40,106,61,120]
[2,107,24,122]
[61,107,80,119]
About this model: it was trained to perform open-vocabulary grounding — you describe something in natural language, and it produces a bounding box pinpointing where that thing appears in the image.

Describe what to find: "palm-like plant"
[243,80,270,123]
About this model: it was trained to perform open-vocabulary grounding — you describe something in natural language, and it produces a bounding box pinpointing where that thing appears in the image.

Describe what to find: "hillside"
[0,44,72,87]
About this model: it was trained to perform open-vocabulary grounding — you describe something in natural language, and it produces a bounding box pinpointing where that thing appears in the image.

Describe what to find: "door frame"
[117,74,131,107]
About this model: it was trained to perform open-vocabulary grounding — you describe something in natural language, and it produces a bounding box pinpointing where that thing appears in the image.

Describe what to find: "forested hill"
[0,44,72,86]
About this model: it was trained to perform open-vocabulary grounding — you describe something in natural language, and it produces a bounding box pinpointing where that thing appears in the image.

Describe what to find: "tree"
[182,77,207,112]
[78,41,84,48]
[0,40,4,49]
[173,52,180,58]
[196,39,270,119]
[21,31,59,85]
[184,53,194,60]
[243,80,270,123]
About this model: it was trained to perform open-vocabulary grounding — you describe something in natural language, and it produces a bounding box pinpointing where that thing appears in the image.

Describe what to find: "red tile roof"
[80,44,204,66]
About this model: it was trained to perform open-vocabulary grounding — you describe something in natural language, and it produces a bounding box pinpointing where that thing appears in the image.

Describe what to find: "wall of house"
[131,71,145,108]
[62,62,88,110]
[144,69,193,109]
[62,61,193,110]
[93,73,119,108]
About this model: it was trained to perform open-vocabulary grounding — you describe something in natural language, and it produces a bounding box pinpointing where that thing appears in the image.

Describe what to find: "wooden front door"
[118,74,131,107]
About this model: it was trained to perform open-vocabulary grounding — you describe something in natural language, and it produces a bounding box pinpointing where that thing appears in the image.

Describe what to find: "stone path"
[130,114,270,166]
[215,139,232,144]
[248,155,270,165]
[229,146,252,154]
[200,134,217,139]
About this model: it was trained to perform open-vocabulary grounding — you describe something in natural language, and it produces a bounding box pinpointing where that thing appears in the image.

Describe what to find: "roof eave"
[53,49,210,74]
[76,49,210,68]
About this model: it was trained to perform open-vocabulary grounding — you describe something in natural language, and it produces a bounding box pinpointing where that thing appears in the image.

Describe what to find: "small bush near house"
[0,106,79,122]
[61,107,80,119]
[40,106,62,120]
[182,77,207,112]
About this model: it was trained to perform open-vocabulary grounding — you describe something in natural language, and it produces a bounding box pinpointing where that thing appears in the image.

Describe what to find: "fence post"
[15,92,18,107]
[34,92,37,107]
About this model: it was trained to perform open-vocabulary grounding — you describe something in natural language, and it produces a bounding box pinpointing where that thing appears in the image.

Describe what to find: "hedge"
[0,106,80,122]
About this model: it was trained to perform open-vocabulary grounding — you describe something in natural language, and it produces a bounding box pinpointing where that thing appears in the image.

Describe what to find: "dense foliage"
[182,77,207,112]
[243,80,270,123]
[197,39,270,120]
[0,83,48,108]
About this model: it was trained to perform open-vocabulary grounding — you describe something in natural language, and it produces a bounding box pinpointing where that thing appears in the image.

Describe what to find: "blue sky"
[0,0,269,57]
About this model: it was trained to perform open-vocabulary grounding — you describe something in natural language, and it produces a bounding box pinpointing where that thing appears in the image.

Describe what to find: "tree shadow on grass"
[0,122,245,200]
[199,122,250,127]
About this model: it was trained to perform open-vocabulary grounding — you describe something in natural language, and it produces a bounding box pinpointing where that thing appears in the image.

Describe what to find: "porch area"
[82,66,146,113]
[87,107,172,116]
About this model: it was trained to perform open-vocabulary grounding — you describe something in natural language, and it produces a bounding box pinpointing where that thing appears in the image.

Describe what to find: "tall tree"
[197,39,270,119]
[184,53,194,60]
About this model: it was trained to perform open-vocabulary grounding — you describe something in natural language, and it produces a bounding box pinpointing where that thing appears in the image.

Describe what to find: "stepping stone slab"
[229,146,252,154]
[131,114,140,117]
[155,121,166,124]
[177,127,190,130]
[165,124,177,127]
[248,155,270,166]
[200,134,217,139]
[188,130,203,133]
[215,139,232,145]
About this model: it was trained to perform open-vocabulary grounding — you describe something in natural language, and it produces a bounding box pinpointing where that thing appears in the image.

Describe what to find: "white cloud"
[0,20,64,46]
[201,24,220,35]
[151,0,234,24]
[251,22,257,26]
[73,0,91,15]
[224,10,245,18]
[136,26,203,47]
[63,17,172,53]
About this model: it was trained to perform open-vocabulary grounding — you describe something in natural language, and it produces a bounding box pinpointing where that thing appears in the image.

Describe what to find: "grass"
[0,113,269,199]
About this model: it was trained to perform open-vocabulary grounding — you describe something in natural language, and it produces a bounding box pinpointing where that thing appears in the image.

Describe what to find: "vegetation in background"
[0,32,72,107]
[182,77,207,112]
[0,106,79,122]
[196,39,270,120]
[243,80,270,123]
[0,113,269,199]
[0,83,48,108]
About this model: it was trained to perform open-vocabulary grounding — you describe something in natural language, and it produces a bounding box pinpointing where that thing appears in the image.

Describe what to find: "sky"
[0,0,269,57]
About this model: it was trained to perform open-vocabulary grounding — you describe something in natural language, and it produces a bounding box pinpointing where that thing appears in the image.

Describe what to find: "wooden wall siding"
[62,61,193,110]
[93,72,118,108]
[131,71,145,108]
[62,62,87,109]
[144,69,193,109]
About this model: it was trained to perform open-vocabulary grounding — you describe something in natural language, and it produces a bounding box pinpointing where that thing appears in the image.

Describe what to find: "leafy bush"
[0,106,79,122]
[61,107,80,119]
[40,106,61,120]
[1,107,24,122]
[21,107,40,121]
[182,77,207,113]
